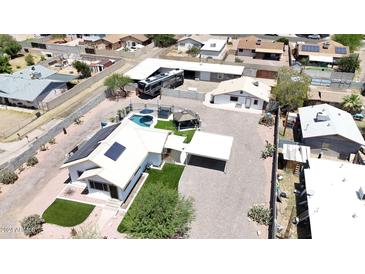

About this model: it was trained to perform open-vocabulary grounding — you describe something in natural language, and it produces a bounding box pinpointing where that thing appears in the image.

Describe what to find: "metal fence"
[269,106,280,239]
[40,59,125,111]
[0,91,107,172]
[161,88,206,101]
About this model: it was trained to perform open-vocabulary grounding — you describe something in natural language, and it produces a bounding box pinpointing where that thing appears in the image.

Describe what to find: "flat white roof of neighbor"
[282,144,310,163]
[211,76,271,101]
[305,158,365,239]
[125,58,244,80]
[298,104,365,145]
[200,39,226,52]
[309,55,333,63]
[185,131,233,161]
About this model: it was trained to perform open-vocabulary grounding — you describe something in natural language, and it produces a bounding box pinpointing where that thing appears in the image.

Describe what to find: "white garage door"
[199,71,211,81]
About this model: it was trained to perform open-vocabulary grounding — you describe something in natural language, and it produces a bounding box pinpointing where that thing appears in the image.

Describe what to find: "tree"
[276,37,289,45]
[118,183,194,239]
[104,73,133,97]
[0,34,22,58]
[51,34,67,42]
[332,34,363,52]
[186,46,200,57]
[272,67,311,111]
[149,34,176,47]
[25,54,35,66]
[0,55,12,73]
[337,54,360,73]
[341,93,363,114]
[72,60,91,78]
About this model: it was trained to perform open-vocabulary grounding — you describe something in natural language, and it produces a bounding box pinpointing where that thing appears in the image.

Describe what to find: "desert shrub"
[259,114,274,127]
[25,54,35,66]
[21,214,45,237]
[261,140,275,159]
[74,118,82,125]
[0,169,18,185]
[71,225,102,239]
[248,204,271,225]
[235,57,243,63]
[26,156,39,167]
[186,46,200,57]
[40,144,48,151]
[109,117,116,123]
[48,138,56,145]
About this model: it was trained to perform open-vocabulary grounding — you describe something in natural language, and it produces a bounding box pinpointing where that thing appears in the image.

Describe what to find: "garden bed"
[42,198,95,227]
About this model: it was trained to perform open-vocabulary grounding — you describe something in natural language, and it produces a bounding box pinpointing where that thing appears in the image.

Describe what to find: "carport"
[184,131,234,172]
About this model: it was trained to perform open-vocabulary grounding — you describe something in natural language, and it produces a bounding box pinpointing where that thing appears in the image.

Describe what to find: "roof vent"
[316,112,330,122]
[30,72,42,79]
[323,42,330,49]
[253,81,259,87]
[358,187,365,200]
[210,43,216,47]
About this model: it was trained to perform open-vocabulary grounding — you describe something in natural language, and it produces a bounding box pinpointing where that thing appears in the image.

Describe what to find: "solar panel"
[302,45,320,52]
[335,47,347,54]
[104,142,126,161]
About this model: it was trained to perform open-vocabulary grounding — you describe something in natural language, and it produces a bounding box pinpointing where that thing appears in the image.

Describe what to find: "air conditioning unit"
[323,42,330,49]
[256,39,262,45]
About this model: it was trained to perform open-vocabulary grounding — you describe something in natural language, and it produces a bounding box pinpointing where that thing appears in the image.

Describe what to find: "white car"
[308,34,321,40]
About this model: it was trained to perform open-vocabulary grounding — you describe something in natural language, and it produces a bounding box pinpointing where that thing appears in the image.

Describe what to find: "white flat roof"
[309,55,333,63]
[282,144,310,163]
[125,58,244,80]
[305,158,365,239]
[165,134,186,151]
[200,39,226,52]
[185,131,233,161]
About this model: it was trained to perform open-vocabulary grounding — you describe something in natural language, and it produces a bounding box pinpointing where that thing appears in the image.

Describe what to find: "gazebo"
[173,109,200,130]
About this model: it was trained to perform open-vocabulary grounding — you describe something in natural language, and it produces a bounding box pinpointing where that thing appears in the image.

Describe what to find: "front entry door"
[245,98,251,108]
[109,185,119,199]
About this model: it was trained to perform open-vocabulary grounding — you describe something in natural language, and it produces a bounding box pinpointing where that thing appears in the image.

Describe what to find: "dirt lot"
[9,53,43,72]
[0,109,35,139]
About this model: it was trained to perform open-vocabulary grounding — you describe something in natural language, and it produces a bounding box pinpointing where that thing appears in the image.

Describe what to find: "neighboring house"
[199,39,227,60]
[177,35,211,52]
[294,40,349,66]
[125,58,244,82]
[126,58,244,82]
[210,76,271,110]
[298,104,365,158]
[62,121,170,201]
[304,158,365,239]
[0,65,76,108]
[236,35,284,60]
[82,34,150,51]
[119,34,150,49]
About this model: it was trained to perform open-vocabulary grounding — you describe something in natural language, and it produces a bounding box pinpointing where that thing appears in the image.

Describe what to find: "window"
[253,99,258,105]
[238,49,243,53]
[217,73,224,80]
[77,170,84,177]
[89,180,109,192]
[180,43,185,46]
[230,96,238,102]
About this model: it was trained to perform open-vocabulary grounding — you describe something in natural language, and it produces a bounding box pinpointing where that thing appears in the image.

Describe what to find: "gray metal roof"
[64,123,120,164]
[173,110,197,122]
[298,104,365,145]
[0,65,76,102]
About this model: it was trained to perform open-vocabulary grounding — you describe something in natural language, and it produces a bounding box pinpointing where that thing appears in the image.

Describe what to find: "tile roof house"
[210,76,271,111]
[295,40,350,64]
[298,103,365,158]
[82,34,150,50]
[236,35,284,60]
[0,65,76,108]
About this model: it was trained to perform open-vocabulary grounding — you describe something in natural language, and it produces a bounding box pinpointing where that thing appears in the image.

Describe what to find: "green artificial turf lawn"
[154,120,195,143]
[42,199,95,227]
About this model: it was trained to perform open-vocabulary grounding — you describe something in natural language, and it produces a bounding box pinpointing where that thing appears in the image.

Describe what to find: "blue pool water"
[129,114,154,127]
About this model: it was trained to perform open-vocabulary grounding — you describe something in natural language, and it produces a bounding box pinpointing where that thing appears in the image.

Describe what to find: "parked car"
[308,34,321,40]
[353,113,364,121]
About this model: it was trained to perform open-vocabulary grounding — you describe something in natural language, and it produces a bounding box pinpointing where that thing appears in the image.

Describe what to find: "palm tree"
[104,73,133,98]
[341,93,363,114]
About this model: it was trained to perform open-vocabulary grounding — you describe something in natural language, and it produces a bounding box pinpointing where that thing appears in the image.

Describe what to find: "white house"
[304,158,365,239]
[200,39,227,60]
[210,77,271,111]
[62,120,170,201]
[177,35,211,52]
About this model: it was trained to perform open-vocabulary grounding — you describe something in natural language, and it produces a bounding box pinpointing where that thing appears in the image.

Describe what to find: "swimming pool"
[129,114,154,127]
